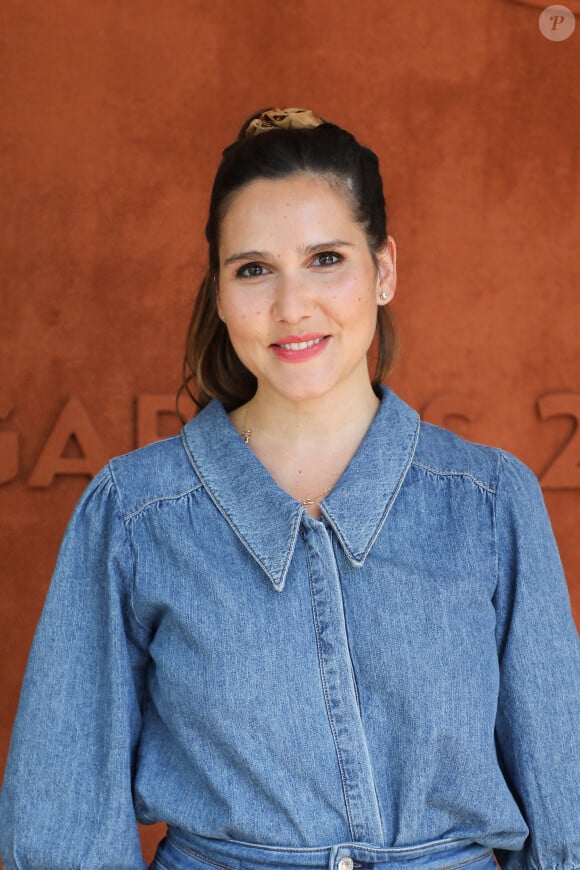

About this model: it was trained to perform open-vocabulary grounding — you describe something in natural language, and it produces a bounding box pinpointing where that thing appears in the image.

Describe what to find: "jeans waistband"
[159,827,496,870]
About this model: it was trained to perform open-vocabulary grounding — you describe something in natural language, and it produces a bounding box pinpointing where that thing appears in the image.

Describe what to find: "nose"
[271,270,313,324]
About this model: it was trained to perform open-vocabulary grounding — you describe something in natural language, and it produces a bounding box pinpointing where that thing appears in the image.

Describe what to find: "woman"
[1,107,578,870]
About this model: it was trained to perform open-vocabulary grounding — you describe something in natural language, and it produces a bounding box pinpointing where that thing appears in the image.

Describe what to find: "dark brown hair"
[177,108,397,420]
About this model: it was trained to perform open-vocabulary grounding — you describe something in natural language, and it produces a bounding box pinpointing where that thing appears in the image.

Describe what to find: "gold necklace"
[239,406,332,506]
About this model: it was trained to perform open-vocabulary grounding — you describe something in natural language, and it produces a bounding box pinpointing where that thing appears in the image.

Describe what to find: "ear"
[375,235,397,305]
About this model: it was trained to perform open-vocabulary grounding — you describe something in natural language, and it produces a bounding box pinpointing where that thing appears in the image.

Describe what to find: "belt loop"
[329,844,339,870]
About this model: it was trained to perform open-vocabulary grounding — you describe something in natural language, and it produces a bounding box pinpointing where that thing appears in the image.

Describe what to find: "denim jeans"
[1,387,579,870]
[151,829,497,870]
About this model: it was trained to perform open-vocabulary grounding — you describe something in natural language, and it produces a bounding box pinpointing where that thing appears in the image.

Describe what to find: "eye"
[236,262,268,279]
[313,251,343,267]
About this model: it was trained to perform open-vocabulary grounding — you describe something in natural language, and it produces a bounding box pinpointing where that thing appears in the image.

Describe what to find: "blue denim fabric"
[1,386,579,870]
[151,828,497,870]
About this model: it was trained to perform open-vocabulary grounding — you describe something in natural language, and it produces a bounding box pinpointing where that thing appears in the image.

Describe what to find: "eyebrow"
[222,240,355,267]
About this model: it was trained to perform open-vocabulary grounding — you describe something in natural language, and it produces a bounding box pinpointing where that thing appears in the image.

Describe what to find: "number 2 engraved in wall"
[538,393,580,489]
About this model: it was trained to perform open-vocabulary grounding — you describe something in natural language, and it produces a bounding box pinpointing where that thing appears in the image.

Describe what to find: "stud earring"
[379,291,389,301]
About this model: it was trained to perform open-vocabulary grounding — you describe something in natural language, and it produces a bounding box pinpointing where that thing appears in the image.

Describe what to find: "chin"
[264,378,344,406]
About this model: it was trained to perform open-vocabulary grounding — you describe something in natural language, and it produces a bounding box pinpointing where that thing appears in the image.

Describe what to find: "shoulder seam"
[411,459,497,495]
[105,460,124,510]
[103,463,150,635]
[122,482,205,521]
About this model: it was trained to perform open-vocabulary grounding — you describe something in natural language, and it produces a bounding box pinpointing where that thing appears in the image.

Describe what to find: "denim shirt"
[1,386,579,870]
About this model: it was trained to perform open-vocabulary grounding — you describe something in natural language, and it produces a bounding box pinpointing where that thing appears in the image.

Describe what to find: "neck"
[230,377,380,462]
[229,377,383,518]
[236,378,382,448]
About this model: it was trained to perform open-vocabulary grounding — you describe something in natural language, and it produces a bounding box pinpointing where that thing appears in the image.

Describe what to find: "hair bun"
[244,107,327,138]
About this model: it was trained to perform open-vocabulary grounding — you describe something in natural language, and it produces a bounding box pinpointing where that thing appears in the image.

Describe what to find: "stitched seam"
[304,536,357,841]
[440,849,494,870]
[208,834,468,856]
[362,417,421,560]
[181,429,300,590]
[123,482,204,521]
[163,841,493,868]
[167,832,237,870]
[323,414,420,565]
[181,432,278,583]
[104,463,150,636]
[278,507,304,590]
[412,460,497,494]
[351,848,493,869]
[357,837,467,856]
[213,837,329,854]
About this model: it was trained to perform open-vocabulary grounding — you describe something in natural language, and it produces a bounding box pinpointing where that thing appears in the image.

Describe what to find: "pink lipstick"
[270,333,330,363]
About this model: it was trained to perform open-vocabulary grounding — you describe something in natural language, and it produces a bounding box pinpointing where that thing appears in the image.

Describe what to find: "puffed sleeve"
[493,451,580,870]
[0,465,150,869]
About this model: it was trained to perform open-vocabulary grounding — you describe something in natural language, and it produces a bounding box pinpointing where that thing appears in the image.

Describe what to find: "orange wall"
[1,1,578,862]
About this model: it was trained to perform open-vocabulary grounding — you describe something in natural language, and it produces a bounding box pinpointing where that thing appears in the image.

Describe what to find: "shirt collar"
[181,386,420,592]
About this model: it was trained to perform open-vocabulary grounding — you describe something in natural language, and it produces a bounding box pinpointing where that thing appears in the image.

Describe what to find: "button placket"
[303,517,384,844]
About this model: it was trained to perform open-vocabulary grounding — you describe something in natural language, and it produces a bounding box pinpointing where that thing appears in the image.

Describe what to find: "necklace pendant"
[239,411,330,506]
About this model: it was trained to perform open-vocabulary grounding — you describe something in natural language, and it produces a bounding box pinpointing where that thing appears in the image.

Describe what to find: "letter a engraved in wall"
[28,397,108,487]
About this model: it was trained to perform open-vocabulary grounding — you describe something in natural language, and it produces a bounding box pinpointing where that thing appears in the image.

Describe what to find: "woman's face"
[217,172,396,407]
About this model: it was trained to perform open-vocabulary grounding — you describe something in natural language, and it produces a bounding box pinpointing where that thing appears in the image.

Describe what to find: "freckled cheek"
[228,311,270,345]
[332,277,371,306]
[227,303,264,325]
[341,293,372,317]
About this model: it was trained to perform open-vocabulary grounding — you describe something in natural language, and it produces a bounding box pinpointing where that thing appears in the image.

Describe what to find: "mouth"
[269,334,330,363]
[274,336,328,351]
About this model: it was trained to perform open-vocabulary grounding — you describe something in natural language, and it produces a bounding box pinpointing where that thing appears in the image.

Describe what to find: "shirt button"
[338,859,354,870]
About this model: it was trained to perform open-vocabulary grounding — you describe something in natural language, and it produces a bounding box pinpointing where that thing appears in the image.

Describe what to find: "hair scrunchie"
[244,107,327,137]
